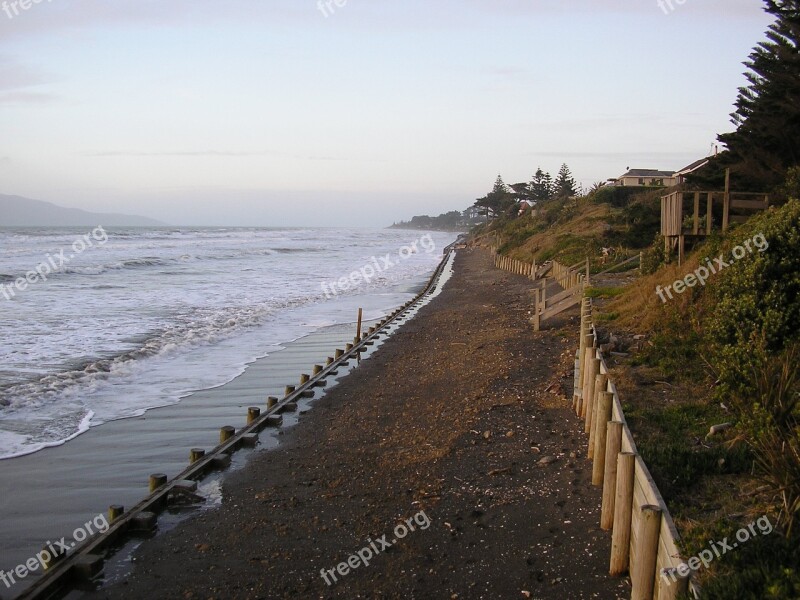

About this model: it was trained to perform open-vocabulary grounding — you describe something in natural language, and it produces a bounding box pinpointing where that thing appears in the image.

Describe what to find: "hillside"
[0,194,165,227]
[476,188,800,598]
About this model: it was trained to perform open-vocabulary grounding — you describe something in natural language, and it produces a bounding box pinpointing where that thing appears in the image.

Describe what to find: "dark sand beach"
[89,248,629,599]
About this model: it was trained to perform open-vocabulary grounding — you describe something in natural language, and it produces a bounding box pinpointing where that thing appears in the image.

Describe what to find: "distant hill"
[0,194,165,227]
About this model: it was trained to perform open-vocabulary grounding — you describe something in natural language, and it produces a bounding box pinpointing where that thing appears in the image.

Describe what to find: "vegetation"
[391,209,480,231]
[691,0,800,196]
[465,5,800,589]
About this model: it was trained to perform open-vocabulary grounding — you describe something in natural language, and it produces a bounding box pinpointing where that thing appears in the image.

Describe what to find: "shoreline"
[0,318,390,599]
[89,248,628,599]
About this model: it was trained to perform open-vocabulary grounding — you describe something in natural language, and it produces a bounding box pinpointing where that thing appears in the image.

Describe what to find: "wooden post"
[109,505,125,522]
[190,448,206,464]
[285,385,296,397]
[335,348,344,359]
[219,426,235,444]
[149,473,168,493]
[533,294,540,331]
[610,452,636,576]
[601,421,624,530]
[586,257,590,287]
[706,192,713,235]
[580,349,597,419]
[345,343,353,352]
[692,192,700,235]
[313,364,323,376]
[267,396,278,409]
[592,391,614,485]
[587,373,608,443]
[326,357,334,365]
[583,359,601,436]
[722,168,731,232]
[247,407,261,424]
[631,505,663,600]
[356,307,363,342]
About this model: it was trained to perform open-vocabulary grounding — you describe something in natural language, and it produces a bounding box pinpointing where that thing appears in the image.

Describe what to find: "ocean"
[0,227,458,460]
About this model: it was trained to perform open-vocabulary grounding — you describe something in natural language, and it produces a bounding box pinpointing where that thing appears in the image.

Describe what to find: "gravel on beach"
[90,248,629,600]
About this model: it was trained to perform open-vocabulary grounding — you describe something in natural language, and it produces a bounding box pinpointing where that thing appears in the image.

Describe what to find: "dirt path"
[90,248,629,600]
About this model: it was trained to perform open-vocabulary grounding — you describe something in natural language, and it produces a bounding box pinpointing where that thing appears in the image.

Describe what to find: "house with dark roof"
[673,157,712,184]
[615,169,677,187]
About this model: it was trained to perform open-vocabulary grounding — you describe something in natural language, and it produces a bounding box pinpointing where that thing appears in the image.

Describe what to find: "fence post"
[588,373,608,450]
[580,349,598,419]
[601,421,624,530]
[610,452,636,576]
[631,505,662,600]
[592,391,614,485]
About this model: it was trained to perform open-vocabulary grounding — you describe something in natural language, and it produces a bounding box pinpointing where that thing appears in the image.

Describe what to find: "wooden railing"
[574,298,697,600]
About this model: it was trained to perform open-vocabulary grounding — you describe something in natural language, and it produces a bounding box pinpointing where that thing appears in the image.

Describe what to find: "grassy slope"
[478,195,799,598]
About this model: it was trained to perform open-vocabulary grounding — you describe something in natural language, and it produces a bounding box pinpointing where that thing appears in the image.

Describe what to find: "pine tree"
[473,175,514,219]
[713,0,800,189]
[529,168,553,203]
[553,164,578,199]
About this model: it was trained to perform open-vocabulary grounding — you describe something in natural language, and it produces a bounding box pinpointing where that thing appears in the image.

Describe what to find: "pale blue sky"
[0,0,775,226]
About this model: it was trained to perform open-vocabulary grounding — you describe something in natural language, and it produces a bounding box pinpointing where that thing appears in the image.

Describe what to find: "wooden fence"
[575,298,699,600]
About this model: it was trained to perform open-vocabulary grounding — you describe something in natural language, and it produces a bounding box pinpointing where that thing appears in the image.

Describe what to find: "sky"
[0,0,776,227]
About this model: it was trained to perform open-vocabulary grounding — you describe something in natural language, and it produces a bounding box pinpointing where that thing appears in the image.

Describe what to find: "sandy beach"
[87,248,628,599]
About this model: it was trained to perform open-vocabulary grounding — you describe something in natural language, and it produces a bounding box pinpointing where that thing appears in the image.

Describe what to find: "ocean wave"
[0,301,287,412]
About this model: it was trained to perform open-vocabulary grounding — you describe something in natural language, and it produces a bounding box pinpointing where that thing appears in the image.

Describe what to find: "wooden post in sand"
[109,505,125,522]
[601,421,624,530]
[313,365,323,376]
[149,473,168,493]
[300,373,310,384]
[285,385,296,397]
[579,346,596,418]
[533,294,540,331]
[335,349,344,359]
[592,391,614,485]
[356,307,363,342]
[190,448,206,464]
[345,343,354,352]
[584,367,603,437]
[247,407,261,424]
[610,452,636,576]
[219,426,235,444]
[267,396,278,409]
[587,373,607,441]
[631,505,662,600]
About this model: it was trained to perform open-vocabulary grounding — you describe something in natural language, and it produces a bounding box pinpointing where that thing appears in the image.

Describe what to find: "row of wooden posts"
[493,252,539,280]
[22,247,457,599]
[20,292,437,599]
[576,298,692,600]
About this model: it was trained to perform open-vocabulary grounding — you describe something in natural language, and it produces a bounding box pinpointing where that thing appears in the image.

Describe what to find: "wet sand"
[89,248,628,599]
[0,320,388,599]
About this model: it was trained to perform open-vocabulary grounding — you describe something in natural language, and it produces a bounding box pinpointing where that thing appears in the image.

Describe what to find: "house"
[673,157,711,184]
[615,169,678,187]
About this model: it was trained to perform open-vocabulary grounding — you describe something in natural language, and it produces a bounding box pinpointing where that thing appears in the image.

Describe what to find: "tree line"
[473,163,579,219]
